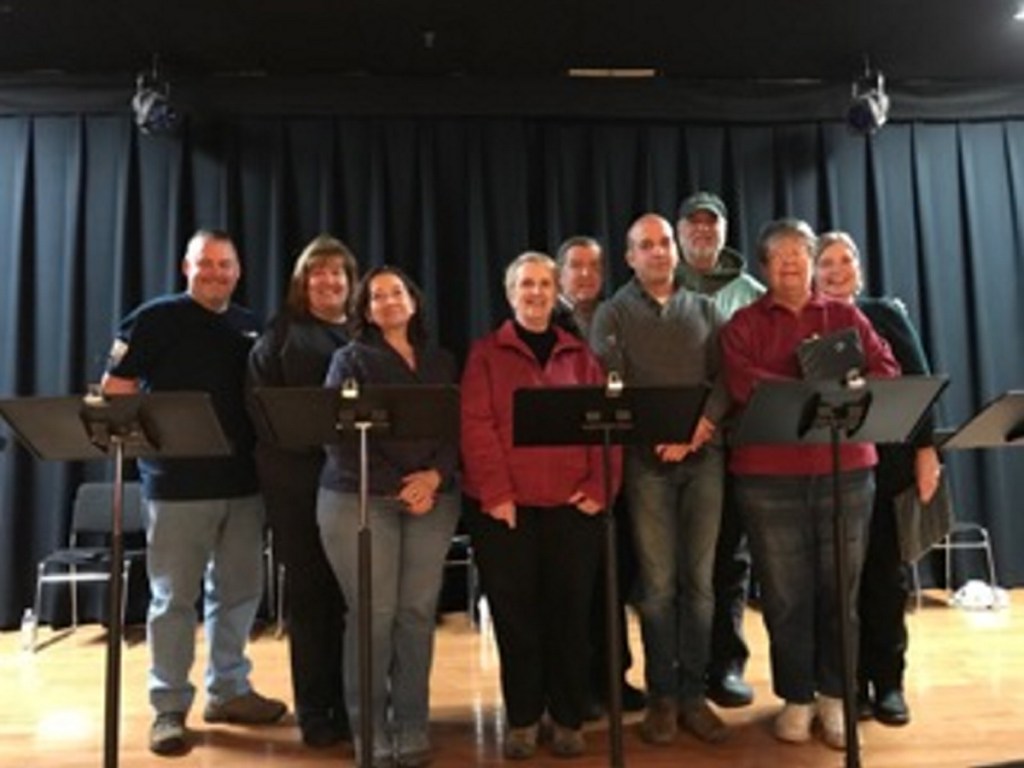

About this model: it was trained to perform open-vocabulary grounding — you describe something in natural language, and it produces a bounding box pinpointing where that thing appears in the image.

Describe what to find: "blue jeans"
[145,495,266,714]
[317,488,459,753]
[735,470,874,702]
[627,446,723,702]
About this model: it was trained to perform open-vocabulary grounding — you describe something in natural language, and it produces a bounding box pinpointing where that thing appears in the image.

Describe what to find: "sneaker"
[203,690,288,725]
[503,724,539,760]
[706,671,754,708]
[773,702,813,744]
[816,695,848,750]
[396,725,433,767]
[873,688,910,727]
[353,737,396,768]
[679,698,728,743]
[639,696,678,746]
[149,711,188,756]
[549,723,585,758]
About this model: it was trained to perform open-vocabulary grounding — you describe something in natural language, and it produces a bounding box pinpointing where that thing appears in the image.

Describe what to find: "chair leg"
[910,560,922,612]
[70,564,79,631]
[982,534,998,593]
[120,561,131,643]
[32,564,45,653]
[467,556,480,627]
[275,563,286,638]
[944,536,954,600]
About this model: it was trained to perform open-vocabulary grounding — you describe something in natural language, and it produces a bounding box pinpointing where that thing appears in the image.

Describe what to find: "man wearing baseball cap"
[676,191,764,709]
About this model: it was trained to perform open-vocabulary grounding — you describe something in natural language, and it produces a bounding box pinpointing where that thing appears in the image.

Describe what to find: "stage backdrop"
[1,106,1024,627]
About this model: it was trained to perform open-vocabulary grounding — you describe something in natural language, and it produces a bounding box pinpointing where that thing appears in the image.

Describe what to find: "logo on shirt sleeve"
[107,338,129,368]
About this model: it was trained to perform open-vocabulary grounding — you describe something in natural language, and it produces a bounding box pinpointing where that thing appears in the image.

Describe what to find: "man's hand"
[654,416,716,463]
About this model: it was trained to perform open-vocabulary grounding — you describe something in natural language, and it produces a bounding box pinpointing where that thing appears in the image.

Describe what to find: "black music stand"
[514,382,709,768]
[941,390,1024,450]
[0,392,230,768]
[732,375,947,768]
[250,383,459,768]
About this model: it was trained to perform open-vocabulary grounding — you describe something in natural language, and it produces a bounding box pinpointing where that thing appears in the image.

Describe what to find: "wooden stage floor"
[2,589,1022,767]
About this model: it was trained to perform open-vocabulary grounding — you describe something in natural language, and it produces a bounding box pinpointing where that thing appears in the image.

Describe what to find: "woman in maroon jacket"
[461,251,621,761]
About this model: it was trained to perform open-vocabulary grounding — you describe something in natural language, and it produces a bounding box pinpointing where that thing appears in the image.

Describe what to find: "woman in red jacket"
[461,251,621,761]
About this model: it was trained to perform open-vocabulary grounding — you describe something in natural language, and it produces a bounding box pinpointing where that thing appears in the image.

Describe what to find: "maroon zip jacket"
[461,320,622,512]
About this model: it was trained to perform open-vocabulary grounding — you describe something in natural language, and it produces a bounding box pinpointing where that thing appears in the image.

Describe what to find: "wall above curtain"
[2,0,1024,83]
[8,75,1024,123]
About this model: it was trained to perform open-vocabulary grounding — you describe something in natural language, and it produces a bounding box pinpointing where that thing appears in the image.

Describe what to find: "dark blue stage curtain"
[1,113,1023,627]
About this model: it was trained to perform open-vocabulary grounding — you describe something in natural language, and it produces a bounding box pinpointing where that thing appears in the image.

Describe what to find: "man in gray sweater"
[590,213,729,746]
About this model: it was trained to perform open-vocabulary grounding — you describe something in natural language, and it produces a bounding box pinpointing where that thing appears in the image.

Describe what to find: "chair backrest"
[71,481,146,535]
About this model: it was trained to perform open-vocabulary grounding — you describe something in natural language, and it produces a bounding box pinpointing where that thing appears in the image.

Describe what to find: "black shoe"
[873,689,910,726]
[582,698,606,722]
[621,682,647,712]
[856,684,874,721]
[706,671,753,708]
[302,715,347,749]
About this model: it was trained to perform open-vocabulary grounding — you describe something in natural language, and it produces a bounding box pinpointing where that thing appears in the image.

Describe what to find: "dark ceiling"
[2,0,1024,84]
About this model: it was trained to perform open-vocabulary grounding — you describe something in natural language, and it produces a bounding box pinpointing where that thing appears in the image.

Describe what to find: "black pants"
[468,500,602,729]
[256,447,348,728]
[858,463,910,693]
[708,477,751,678]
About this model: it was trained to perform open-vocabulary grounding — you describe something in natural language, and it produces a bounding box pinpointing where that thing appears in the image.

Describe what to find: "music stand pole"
[600,427,625,768]
[821,404,861,768]
[102,439,127,768]
[356,421,373,768]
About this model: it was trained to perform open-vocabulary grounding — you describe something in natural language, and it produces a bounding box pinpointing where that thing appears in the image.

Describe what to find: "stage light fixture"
[131,60,180,136]
[846,67,889,136]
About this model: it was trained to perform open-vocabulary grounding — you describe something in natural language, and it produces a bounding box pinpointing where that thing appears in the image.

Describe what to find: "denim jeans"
[317,488,459,752]
[145,494,266,714]
[626,446,724,702]
[735,470,873,703]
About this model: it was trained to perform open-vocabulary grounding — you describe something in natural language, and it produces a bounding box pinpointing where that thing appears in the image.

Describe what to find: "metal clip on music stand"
[251,383,459,768]
[513,382,709,768]
[732,375,947,768]
[0,392,231,768]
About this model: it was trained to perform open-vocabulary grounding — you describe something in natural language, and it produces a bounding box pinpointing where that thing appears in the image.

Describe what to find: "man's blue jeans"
[317,488,459,754]
[146,495,266,715]
[627,446,723,702]
[735,469,873,703]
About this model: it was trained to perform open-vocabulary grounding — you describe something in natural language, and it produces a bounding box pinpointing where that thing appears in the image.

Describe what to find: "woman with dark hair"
[317,265,460,768]
[814,230,941,726]
[247,233,358,748]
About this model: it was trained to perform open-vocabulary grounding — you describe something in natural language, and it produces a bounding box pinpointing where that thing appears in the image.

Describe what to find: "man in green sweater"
[675,191,764,709]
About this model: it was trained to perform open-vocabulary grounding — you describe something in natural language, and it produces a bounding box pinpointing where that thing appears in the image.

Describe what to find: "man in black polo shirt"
[103,229,286,756]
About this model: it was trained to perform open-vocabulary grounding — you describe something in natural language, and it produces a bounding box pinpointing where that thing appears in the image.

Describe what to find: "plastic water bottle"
[20,608,37,652]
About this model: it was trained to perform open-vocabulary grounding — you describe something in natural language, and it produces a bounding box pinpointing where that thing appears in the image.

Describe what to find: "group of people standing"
[101,188,939,765]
